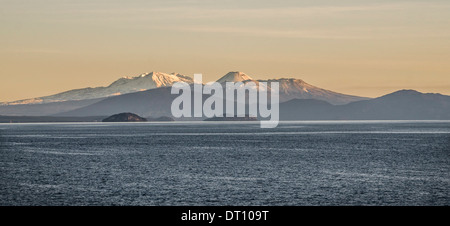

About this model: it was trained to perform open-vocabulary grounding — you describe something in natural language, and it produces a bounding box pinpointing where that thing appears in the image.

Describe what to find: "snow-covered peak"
[216,71,253,83]
[149,71,193,87]
[110,72,193,88]
[2,72,194,105]
[256,78,309,94]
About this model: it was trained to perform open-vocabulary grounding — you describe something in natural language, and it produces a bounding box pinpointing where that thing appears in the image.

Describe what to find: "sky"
[1,0,450,102]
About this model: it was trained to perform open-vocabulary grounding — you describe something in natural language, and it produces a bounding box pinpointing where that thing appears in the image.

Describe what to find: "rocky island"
[102,112,147,122]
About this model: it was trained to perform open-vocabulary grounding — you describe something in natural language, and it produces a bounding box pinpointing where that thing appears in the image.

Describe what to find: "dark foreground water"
[0,121,449,206]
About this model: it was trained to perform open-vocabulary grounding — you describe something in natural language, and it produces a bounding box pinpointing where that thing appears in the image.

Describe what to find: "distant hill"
[279,90,450,120]
[279,99,336,120]
[57,87,176,118]
[334,90,450,120]
[2,90,449,122]
[58,88,450,121]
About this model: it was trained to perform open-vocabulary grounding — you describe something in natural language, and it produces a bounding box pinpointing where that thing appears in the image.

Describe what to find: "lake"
[0,121,449,205]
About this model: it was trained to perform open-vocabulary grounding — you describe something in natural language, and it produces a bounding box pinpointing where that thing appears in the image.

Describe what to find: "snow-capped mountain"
[2,72,193,105]
[262,78,368,105]
[215,71,368,105]
[216,71,253,83]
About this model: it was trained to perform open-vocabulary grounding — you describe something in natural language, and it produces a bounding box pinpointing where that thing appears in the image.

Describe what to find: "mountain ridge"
[280,90,450,120]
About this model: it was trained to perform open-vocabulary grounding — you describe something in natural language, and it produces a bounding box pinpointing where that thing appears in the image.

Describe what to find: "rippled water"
[0,121,449,206]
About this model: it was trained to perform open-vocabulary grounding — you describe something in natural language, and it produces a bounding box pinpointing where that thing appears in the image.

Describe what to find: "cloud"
[148,24,450,40]
[6,1,450,19]
[149,25,370,39]
[3,1,449,40]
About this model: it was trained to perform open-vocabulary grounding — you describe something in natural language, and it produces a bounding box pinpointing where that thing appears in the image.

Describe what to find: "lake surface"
[0,121,449,206]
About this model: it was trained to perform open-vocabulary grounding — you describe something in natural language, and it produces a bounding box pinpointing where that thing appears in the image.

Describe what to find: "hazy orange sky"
[1,0,450,102]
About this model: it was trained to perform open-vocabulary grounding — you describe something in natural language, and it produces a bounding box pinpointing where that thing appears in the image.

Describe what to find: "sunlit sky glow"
[1,0,450,101]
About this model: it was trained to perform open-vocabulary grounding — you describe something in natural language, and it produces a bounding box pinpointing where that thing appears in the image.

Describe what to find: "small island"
[204,114,257,121]
[102,112,147,122]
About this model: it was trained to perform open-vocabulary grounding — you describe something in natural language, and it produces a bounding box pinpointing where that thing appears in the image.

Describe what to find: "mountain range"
[1,71,449,120]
